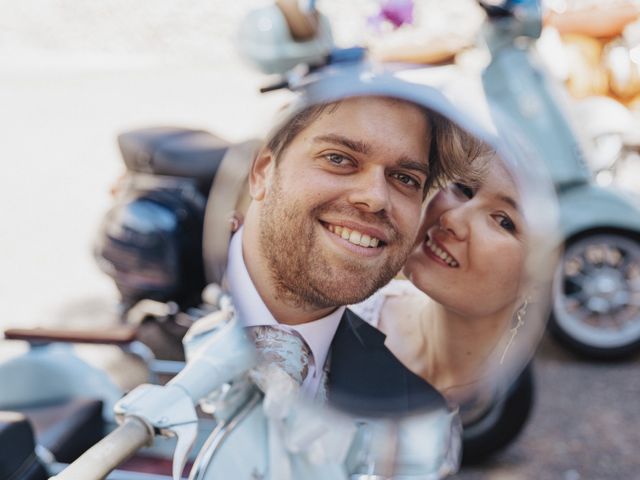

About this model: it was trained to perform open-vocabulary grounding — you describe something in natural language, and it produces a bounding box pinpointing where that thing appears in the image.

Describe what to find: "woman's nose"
[438,205,469,240]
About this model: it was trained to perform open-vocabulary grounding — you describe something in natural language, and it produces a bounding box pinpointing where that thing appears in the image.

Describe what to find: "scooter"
[548,91,640,359]
[530,5,640,360]
[0,290,229,479]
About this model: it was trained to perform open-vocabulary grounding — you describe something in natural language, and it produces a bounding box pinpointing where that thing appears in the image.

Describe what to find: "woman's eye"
[495,214,517,234]
[392,173,421,189]
[454,182,474,199]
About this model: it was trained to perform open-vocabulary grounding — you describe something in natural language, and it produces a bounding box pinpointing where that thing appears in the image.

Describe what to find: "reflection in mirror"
[234,95,486,415]
[188,86,558,479]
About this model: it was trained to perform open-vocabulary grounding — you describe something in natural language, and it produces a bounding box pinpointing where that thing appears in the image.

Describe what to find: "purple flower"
[369,0,414,30]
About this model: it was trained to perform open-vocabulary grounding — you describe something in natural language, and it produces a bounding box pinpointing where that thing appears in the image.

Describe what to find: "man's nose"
[438,204,469,241]
[347,168,392,213]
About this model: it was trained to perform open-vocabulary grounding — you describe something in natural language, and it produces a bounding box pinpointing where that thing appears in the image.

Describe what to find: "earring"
[500,296,531,364]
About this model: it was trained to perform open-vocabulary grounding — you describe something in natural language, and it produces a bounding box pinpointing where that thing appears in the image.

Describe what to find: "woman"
[351,151,534,411]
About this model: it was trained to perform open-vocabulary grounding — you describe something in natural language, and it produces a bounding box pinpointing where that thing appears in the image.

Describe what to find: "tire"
[461,363,534,465]
[549,231,640,359]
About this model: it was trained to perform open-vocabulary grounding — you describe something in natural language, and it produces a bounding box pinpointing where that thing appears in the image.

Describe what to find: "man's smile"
[320,220,388,257]
[324,223,382,247]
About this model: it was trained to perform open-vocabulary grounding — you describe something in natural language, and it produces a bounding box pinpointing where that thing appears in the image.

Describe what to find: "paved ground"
[456,337,640,480]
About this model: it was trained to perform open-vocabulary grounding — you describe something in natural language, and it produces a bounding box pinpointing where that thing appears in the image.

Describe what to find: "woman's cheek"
[495,243,527,291]
[413,211,430,248]
[423,193,448,226]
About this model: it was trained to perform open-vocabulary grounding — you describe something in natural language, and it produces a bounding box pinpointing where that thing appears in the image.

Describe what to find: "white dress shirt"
[226,226,344,397]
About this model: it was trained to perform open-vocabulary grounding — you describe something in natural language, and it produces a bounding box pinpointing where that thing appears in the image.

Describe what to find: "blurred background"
[1,0,639,478]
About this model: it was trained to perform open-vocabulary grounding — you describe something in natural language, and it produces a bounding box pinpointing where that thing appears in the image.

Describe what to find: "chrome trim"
[189,391,262,480]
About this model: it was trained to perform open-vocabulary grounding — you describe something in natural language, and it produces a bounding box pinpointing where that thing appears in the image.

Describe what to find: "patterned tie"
[246,326,312,386]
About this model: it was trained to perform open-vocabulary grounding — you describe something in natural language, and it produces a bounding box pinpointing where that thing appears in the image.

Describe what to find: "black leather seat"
[0,411,48,480]
[0,396,104,476]
[118,127,231,182]
[17,397,104,464]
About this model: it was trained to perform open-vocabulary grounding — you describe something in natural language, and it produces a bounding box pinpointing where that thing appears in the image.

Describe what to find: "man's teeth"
[327,224,380,248]
[426,238,459,267]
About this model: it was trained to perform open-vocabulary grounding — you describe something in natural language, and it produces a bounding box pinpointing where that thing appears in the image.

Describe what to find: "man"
[222,95,467,414]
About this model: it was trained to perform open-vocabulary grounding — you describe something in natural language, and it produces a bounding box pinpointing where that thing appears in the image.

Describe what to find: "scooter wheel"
[461,363,534,465]
[549,230,640,359]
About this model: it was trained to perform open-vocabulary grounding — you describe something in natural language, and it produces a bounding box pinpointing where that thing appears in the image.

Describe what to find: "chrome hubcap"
[553,233,640,348]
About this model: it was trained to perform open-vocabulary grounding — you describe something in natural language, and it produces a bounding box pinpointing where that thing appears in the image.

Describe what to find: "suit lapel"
[327,309,446,416]
[340,309,387,349]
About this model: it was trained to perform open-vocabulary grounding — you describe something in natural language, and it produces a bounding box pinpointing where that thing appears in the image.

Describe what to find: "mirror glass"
[204,63,560,478]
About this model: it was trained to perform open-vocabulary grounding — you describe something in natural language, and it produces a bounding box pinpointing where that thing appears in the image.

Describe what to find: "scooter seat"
[118,127,231,182]
[16,397,104,464]
[0,411,48,480]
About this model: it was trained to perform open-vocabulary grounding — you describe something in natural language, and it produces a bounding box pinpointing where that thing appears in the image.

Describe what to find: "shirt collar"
[226,226,344,372]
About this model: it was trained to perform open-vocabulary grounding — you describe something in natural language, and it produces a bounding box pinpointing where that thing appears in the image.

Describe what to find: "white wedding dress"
[350,278,424,328]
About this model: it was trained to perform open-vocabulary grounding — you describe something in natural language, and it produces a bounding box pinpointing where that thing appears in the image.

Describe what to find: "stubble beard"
[258,174,409,311]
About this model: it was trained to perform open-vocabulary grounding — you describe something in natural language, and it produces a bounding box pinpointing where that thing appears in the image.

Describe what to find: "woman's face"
[404,159,527,318]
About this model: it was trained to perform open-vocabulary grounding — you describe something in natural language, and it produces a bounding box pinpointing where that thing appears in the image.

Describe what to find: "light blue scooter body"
[481,0,640,243]
[0,344,122,420]
[559,184,640,240]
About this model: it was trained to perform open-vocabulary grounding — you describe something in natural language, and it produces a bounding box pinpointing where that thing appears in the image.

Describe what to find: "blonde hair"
[428,109,490,191]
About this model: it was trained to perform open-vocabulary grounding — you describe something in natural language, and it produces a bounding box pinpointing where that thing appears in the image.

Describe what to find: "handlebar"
[51,308,255,480]
[5,326,138,346]
[50,417,153,480]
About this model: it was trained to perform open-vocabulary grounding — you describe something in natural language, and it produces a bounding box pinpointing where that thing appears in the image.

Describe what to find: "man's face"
[255,97,431,308]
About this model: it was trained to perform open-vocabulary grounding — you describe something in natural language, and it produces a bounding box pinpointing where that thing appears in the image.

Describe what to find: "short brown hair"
[266,99,486,195]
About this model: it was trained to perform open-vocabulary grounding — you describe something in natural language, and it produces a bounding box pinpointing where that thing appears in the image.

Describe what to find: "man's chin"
[311,270,391,306]
[302,235,405,306]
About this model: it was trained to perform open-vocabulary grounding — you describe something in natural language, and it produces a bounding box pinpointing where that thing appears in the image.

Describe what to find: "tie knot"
[246,326,312,385]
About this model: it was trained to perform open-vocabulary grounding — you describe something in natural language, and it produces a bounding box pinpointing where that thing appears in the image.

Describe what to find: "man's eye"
[494,214,517,234]
[324,153,351,166]
[454,182,474,199]
[392,172,421,189]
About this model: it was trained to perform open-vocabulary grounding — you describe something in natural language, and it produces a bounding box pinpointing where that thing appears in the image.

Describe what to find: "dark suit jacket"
[327,309,447,417]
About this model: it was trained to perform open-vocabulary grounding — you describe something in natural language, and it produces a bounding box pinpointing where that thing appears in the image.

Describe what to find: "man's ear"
[249,147,276,201]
